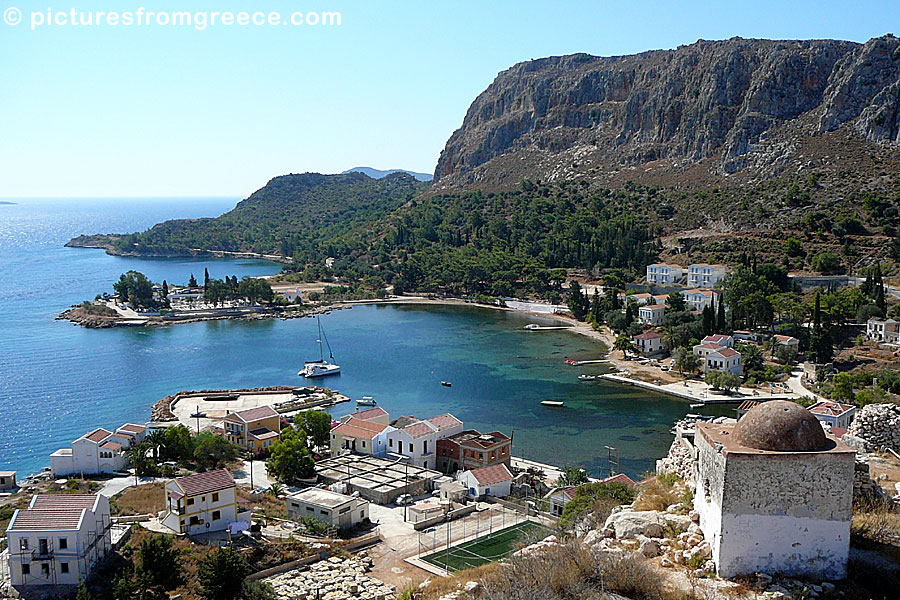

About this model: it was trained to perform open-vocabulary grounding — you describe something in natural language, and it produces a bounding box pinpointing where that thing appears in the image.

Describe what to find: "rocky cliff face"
[434,36,900,186]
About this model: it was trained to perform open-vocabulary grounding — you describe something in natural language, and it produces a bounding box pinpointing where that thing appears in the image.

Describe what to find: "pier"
[600,373,800,405]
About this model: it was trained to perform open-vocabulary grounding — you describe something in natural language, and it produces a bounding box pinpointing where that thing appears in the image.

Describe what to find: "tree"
[135,535,184,596]
[204,267,210,288]
[716,299,727,332]
[188,273,198,287]
[266,428,315,482]
[624,302,635,327]
[242,582,277,600]
[773,344,798,365]
[76,582,92,600]
[701,304,714,336]
[113,271,155,309]
[197,547,249,600]
[737,343,764,373]
[161,280,169,298]
[557,466,589,487]
[832,373,854,402]
[666,292,686,313]
[193,433,238,470]
[810,251,843,274]
[856,303,884,323]
[613,334,636,358]
[162,425,195,462]
[705,370,741,392]
[674,348,700,377]
[126,442,158,477]
[589,288,603,324]
[809,292,833,364]
[567,281,588,321]
[294,410,332,450]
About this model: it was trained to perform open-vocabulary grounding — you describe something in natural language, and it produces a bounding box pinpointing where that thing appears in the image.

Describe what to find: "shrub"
[633,475,682,512]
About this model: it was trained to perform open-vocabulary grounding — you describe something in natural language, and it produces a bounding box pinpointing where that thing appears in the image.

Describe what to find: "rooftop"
[427,414,463,431]
[175,469,235,497]
[226,405,279,423]
[119,423,147,434]
[248,427,280,440]
[468,463,514,486]
[352,407,388,421]
[444,429,511,449]
[731,401,831,452]
[809,401,855,417]
[8,509,86,531]
[287,487,360,508]
[30,495,99,511]
[333,417,388,440]
[710,347,740,358]
[634,332,664,340]
[83,428,112,443]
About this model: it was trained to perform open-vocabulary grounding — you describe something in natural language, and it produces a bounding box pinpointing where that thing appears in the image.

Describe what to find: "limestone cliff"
[434,35,900,188]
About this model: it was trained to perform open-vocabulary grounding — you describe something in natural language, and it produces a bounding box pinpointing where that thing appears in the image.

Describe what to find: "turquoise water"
[0,199,697,479]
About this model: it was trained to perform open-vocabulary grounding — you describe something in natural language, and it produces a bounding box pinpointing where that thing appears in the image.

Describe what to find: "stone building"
[694,401,855,579]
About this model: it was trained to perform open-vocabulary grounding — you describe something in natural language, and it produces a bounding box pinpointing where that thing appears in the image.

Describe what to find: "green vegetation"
[203,276,274,305]
[127,426,239,476]
[293,410,332,450]
[113,270,156,309]
[559,481,637,528]
[265,427,315,482]
[197,547,249,600]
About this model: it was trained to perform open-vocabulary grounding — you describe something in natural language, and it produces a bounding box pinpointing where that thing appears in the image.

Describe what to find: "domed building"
[694,400,855,579]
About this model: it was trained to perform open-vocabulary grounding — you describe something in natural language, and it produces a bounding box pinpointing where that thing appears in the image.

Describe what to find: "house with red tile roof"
[386,413,464,469]
[704,347,742,376]
[701,334,734,348]
[49,423,148,477]
[6,494,111,587]
[633,331,665,356]
[457,463,514,498]
[436,429,512,474]
[221,405,282,453]
[162,469,248,537]
[330,416,390,456]
[808,401,856,430]
[340,406,390,426]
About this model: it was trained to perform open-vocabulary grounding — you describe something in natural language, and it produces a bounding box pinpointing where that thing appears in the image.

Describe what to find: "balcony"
[31,548,53,560]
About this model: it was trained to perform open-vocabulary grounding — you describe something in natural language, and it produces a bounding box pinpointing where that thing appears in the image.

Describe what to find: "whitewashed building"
[285,488,369,529]
[50,424,147,477]
[808,401,856,430]
[701,334,734,348]
[682,288,718,311]
[633,332,664,356]
[386,414,464,469]
[161,469,246,537]
[646,263,684,285]
[705,347,742,376]
[687,264,728,289]
[866,318,899,343]
[0,471,16,491]
[6,494,111,587]
[458,464,514,499]
[638,304,666,326]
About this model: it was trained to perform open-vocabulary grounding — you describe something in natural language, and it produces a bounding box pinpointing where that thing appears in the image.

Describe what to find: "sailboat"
[299,316,341,378]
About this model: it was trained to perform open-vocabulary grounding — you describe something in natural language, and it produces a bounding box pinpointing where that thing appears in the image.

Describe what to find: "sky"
[0,0,898,198]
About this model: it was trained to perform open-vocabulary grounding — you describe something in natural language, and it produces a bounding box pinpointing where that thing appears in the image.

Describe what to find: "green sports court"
[420,521,554,573]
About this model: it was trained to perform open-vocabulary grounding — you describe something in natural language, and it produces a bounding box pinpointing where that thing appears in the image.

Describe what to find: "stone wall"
[843,404,900,452]
[656,429,697,485]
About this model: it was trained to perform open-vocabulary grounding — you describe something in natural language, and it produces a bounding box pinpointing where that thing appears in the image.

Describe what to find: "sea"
[0,198,710,480]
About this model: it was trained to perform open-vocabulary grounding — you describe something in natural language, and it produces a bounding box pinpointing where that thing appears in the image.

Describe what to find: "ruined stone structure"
[694,401,855,579]
[842,403,900,452]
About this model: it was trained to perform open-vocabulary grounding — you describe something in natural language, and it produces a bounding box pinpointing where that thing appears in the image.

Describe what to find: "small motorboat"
[541,400,565,407]
[357,396,377,407]
[689,403,704,409]
[524,324,540,330]
[578,374,597,381]
[441,381,452,387]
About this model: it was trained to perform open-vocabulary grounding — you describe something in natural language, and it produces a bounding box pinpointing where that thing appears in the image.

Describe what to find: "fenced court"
[420,520,552,573]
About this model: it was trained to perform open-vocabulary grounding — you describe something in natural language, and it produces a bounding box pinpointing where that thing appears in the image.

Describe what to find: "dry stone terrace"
[263,553,396,600]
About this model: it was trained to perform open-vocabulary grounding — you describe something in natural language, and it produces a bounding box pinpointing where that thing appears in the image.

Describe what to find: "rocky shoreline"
[151,385,302,421]
[65,235,292,264]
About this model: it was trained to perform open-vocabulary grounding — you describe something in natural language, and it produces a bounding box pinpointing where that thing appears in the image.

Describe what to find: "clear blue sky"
[1,0,896,198]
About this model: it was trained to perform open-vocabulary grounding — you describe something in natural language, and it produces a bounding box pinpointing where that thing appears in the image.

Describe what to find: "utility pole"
[604,445,619,476]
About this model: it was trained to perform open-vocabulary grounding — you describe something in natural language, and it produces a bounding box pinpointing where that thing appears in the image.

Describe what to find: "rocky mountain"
[342,166,433,182]
[434,35,900,188]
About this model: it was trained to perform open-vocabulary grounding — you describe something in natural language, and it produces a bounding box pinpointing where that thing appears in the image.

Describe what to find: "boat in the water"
[299,316,341,378]
[357,396,377,407]
[541,400,565,407]
[441,381,452,387]
[689,403,704,409]
[524,323,540,330]
[578,374,597,381]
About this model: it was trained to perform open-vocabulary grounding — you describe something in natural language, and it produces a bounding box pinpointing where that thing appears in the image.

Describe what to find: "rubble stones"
[264,555,395,600]
[844,404,900,452]
[604,510,667,538]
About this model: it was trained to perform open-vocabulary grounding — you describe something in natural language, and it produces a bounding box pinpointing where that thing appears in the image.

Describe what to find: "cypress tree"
[162,280,168,297]
[716,298,726,332]
[204,267,210,287]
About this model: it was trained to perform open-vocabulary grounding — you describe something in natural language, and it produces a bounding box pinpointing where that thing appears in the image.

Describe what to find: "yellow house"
[221,406,281,452]
[161,469,248,536]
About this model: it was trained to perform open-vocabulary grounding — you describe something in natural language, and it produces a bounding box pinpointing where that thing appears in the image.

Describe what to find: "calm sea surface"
[0,198,706,479]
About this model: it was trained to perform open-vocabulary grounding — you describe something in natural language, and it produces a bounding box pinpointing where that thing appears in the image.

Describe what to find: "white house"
[808,401,856,430]
[701,334,734,348]
[386,414,464,469]
[867,318,900,343]
[633,332,664,356]
[687,264,728,289]
[50,424,147,477]
[0,471,16,491]
[285,488,369,529]
[6,494,111,587]
[693,343,724,360]
[682,288,719,311]
[646,263,684,285]
[773,334,800,349]
[705,347,742,376]
[161,469,246,537]
[638,304,666,326]
[458,464,514,499]
[339,407,390,427]
[330,417,391,457]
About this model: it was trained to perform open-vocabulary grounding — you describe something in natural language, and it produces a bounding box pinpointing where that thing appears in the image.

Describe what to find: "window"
[408,443,413,453]
[423,440,428,453]
[361,440,366,448]
[19,539,28,551]
[360,511,365,519]
[58,538,68,550]
[41,564,50,577]
[306,507,314,512]
[60,563,69,574]
[187,498,194,506]
[339,507,350,514]
[389,438,393,447]
[21,564,30,575]
[320,510,328,516]
[212,492,219,502]
[189,516,200,525]
[212,510,221,521]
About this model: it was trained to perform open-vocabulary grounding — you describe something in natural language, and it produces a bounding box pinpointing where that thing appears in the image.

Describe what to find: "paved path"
[602,374,798,404]
[232,460,275,489]
[99,474,164,497]
[786,368,827,403]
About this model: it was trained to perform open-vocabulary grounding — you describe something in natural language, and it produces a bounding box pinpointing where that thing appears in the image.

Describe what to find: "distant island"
[0,201,17,205]
[342,166,432,181]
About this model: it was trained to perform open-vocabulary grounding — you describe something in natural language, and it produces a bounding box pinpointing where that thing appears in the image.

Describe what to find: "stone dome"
[733,400,827,452]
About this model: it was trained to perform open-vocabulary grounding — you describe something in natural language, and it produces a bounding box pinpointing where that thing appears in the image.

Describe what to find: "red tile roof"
[809,401,855,417]
[354,407,388,421]
[711,347,740,358]
[175,469,235,497]
[403,421,438,438]
[601,473,637,487]
[702,334,732,344]
[30,495,99,511]
[427,414,462,431]
[469,464,514,486]
[119,424,146,434]
[226,405,279,423]
[101,441,122,451]
[634,332,663,340]
[332,417,387,440]
[695,343,724,351]
[84,428,112,443]
[248,427,280,440]
[9,509,85,531]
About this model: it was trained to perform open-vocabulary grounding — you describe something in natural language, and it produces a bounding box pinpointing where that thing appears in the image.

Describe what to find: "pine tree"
[625,302,635,326]
[589,288,602,323]
[188,273,197,287]
[567,281,587,321]
[809,292,833,364]
[874,262,887,314]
